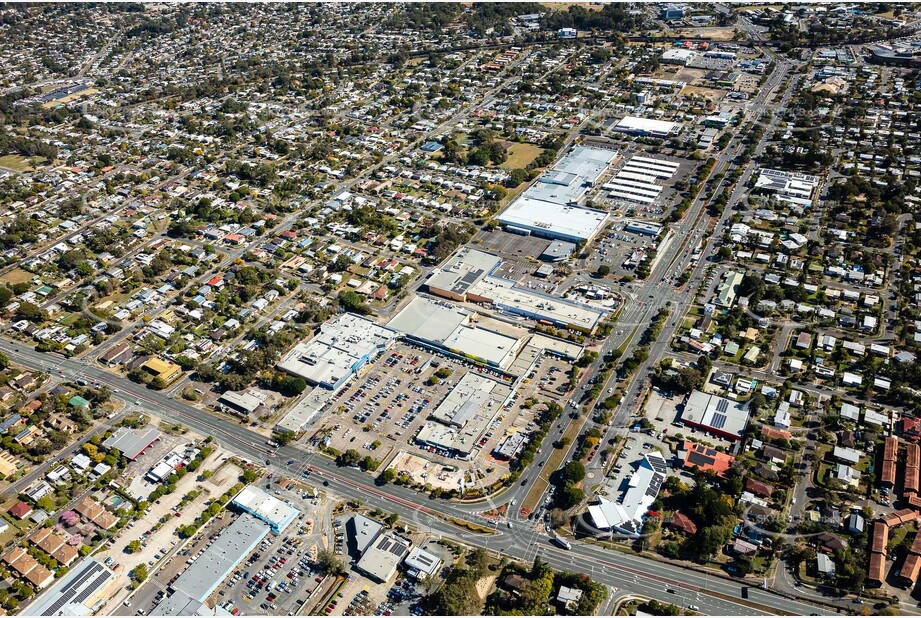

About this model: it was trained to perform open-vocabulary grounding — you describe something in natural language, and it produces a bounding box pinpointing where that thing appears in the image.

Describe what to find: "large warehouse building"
[425,248,605,334]
[425,248,501,302]
[754,168,820,208]
[415,373,511,458]
[496,146,617,243]
[614,116,682,138]
[277,313,397,390]
[587,451,667,537]
[27,559,115,616]
[680,390,751,441]
[603,155,680,205]
[230,485,300,533]
[388,296,525,370]
[102,427,161,461]
[153,513,270,616]
[467,275,604,334]
[347,515,425,584]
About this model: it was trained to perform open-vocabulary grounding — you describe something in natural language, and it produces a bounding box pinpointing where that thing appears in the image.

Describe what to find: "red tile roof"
[668,511,698,535]
[745,478,774,498]
[761,426,792,442]
[9,501,32,519]
[904,417,921,440]
[682,440,735,477]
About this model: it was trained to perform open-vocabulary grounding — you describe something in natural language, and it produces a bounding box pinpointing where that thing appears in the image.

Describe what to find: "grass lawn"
[58,312,82,326]
[0,154,34,172]
[0,268,34,285]
[889,525,909,552]
[751,554,771,574]
[151,217,169,234]
[499,142,544,170]
[95,292,131,309]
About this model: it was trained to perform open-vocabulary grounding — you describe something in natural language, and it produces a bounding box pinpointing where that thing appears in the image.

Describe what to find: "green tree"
[338,449,362,467]
[286,377,307,396]
[316,549,345,576]
[695,525,732,561]
[507,168,529,187]
[642,600,681,616]
[127,540,141,553]
[557,483,584,509]
[560,461,586,484]
[15,302,46,323]
[131,564,148,583]
[429,566,482,615]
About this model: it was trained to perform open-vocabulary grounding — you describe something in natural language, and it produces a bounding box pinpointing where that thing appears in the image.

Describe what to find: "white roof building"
[231,485,300,533]
[754,168,819,207]
[680,390,751,441]
[661,48,697,64]
[496,146,617,243]
[404,547,443,581]
[773,402,791,429]
[613,116,682,138]
[833,446,861,465]
[277,314,397,390]
[587,451,667,537]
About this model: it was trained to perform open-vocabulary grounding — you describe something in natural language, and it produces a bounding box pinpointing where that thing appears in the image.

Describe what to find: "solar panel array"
[687,451,710,467]
[648,454,668,474]
[710,398,730,429]
[377,536,409,558]
[41,561,111,616]
[646,472,665,498]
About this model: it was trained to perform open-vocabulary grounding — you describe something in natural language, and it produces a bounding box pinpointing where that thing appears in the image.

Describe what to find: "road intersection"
[0,336,838,616]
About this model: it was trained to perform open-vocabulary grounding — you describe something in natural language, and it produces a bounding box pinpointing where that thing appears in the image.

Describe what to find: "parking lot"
[232,532,316,615]
[328,522,450,618]
[606,429,674,488]
[580,222,663,278]
[311,341,566,486]
[475,230,551,262]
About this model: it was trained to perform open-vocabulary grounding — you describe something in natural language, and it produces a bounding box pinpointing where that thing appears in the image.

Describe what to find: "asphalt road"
[0,337,835,616]
[4,46,839,618]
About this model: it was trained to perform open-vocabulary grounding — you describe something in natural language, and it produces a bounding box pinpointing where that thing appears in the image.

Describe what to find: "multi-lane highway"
[0,43,842,618]
[0,337,835,615]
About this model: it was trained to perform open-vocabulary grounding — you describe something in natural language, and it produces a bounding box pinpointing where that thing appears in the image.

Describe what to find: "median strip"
[521,419,583,515]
